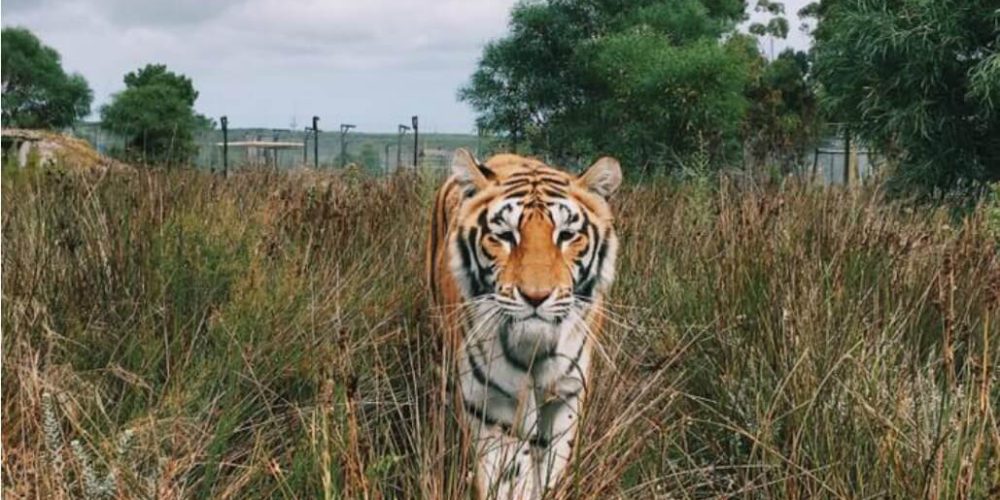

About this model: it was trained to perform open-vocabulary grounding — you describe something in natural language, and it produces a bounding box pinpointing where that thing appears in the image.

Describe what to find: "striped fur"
[427,150,621,499]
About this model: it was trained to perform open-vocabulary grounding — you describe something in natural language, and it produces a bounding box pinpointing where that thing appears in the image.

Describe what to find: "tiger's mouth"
[500,298,571,326]
[492,292,575,324]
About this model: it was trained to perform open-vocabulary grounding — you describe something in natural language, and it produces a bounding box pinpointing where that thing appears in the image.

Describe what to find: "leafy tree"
[808,0,1000,192]
[460,0,751,173]
[100,64,212,165]
[1,27,93,129]
[740,1,820,175]
[748,0,789,39]
[742,48,819,174]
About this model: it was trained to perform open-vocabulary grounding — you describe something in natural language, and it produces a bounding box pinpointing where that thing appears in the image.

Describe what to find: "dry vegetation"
[2,166,998,498]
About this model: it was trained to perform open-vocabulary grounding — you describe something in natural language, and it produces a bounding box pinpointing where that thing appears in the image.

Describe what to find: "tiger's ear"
[452,148,492,194]
[577,156,622,197]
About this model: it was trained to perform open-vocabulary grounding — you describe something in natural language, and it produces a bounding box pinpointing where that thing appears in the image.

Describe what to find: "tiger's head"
[448,149,621,341]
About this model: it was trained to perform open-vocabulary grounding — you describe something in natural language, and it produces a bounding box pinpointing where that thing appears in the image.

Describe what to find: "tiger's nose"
[519,287,552,308]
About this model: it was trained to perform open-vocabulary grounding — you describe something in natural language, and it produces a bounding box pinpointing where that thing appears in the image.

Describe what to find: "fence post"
[411,115,419,168]
[842,128,851,186]
[811,147,819,183]
[312,116,320,169]
[221,116,228,177]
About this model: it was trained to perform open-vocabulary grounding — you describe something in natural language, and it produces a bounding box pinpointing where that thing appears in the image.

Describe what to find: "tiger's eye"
[557,231,576,244]
[494,231,516,244]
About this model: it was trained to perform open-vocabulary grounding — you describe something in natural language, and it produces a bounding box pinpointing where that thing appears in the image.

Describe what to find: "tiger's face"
[449,151,621,341]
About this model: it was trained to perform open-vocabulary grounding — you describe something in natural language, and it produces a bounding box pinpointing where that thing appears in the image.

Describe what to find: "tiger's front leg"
[470,423,540,499]
[533,348,589,493]
[460,342,542,499]
[534,393,583,492]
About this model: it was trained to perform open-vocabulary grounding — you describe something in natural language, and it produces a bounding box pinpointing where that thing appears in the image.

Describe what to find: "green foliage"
[356,143,382,172]
[743,48,819,173]
[749,0,789,39]
[460,0,751,172]
[810,0,1000,192]
[1,27,93,129]
[100,64,212,166]
[581,32,752,170]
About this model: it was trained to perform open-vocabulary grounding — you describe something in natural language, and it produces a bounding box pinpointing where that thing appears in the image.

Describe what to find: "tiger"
[426,149,622,499]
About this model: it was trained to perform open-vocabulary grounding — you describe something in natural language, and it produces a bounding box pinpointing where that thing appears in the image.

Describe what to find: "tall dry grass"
[2,167,997,498]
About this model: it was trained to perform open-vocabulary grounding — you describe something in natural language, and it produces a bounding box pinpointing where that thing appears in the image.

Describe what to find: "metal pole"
[384,143,391,173]
[221,116,228,177]
[411,115,419,168]
[842,127,851,186]
[812,147,820,183]
[312,116,320,169]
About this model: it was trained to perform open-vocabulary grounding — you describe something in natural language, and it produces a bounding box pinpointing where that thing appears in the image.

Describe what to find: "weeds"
[2,167,997,498]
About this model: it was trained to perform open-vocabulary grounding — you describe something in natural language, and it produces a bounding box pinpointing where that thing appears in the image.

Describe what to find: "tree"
[460,0,751,173]
[100,64,212,165]
[742,48,819,174]
[741,1,820,175]
[808,0,1000,192]
[1,27,93,129]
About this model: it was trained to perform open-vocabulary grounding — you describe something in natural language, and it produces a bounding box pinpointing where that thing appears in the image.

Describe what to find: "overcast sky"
[3,0,813,133]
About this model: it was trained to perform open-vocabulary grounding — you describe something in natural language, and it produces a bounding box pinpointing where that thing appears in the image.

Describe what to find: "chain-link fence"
[70,122,491,174]
[810,125,882,185]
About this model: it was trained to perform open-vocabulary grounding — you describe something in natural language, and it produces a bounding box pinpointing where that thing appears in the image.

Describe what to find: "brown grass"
[2,167,997,498]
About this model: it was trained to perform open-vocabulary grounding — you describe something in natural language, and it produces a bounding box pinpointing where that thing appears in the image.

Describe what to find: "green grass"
[2,166,998,498]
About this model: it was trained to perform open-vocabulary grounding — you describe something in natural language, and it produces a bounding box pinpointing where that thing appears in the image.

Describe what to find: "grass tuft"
[3,168,997,498]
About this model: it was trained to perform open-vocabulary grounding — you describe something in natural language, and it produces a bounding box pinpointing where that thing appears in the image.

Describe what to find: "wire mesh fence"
[70,122,488,174]
[809,124,882,185]
[68,122,882,184]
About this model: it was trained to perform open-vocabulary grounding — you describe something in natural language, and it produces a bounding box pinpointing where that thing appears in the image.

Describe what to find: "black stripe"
[464,401,512,433]
[501,189,530,199]
[576,276,597,298]
[504,172,534,179]
[458,228,487,296]
[477,162,495,180]
[489,207,507,225]
[575,216,598,279]
[467,345,515,398]
[471,213,497,289]
[466,227,489,296]
[501,179,531,188]
[499,328,530,371]
[565,339,586,377]
[576,235,608,298]
[535,176,570,186]
[529,435,550,448]
[496,231,516,245]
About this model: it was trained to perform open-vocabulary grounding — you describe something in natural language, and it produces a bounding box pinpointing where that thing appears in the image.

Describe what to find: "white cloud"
[3,0,516,131]
[4,0,815,132]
